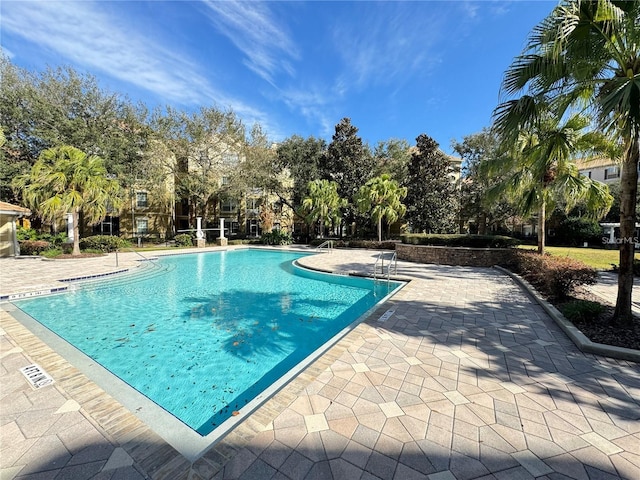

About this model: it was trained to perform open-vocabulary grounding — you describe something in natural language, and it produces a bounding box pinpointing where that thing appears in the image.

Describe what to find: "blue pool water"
[14,249,401,435]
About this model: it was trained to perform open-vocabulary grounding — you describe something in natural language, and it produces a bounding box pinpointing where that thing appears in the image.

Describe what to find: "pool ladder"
[115,248,159,267]
[316,240,334,252]
[373,251,396,282]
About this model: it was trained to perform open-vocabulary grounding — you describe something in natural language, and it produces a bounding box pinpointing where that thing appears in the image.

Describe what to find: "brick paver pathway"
[1,248,639,479]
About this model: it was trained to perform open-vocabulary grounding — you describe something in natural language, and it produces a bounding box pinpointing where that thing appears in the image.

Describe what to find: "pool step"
[72,262,176,292]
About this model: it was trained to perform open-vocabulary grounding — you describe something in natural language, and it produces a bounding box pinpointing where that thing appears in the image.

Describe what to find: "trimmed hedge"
[513,251,597,300]
[308,239,398,250]
[79,235,131,252]
[19,240,52,255]
[401,234,520,248]
[228,239,262,245]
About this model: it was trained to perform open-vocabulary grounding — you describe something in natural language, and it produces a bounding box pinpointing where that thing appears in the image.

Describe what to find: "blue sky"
[1,1,555,154]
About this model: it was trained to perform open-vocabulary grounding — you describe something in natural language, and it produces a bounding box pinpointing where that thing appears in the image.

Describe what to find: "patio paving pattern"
[1,247,639,479]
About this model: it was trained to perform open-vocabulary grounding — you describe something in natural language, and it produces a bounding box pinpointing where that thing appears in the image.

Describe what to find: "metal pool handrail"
[115,247,159,267]
[373,250,397,282]
[316,240,334,252]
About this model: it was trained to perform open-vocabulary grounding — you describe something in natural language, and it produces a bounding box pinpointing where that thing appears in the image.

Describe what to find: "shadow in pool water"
[181,287,383,434]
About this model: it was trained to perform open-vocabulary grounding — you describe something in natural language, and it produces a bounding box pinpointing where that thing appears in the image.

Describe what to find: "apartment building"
[575,157,628,184]
[119,139,293,241]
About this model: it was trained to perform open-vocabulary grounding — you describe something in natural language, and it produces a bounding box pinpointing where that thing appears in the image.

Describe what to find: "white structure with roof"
[0,201,31,257]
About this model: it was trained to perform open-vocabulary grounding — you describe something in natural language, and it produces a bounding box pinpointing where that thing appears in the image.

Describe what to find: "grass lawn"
[518,245,639,270]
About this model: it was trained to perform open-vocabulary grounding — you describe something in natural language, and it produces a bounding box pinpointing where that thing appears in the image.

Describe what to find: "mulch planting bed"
[559,289,640,351]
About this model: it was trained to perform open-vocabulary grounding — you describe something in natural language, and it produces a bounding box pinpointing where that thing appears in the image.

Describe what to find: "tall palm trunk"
[537,200,545,255]
[613,136,639,325]
[377,218,382,242]
[72,208,81,256]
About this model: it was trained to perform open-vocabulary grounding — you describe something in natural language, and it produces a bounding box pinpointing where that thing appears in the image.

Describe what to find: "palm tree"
[301,180,347,238]
[13,145,121,255]
[489,111,613,255]
[493,0,640,323]
[356,174,407,242]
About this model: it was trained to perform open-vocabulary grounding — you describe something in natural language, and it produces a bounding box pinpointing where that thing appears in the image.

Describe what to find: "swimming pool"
[13,249,402,439]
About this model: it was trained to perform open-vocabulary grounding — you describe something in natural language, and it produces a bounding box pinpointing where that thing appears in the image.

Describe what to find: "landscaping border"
[495,265,640,363]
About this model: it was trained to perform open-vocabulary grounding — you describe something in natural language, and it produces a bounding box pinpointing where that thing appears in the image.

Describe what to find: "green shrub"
[560,300,605,323]
[174,233,193,247]
[17,226,38,241]
[40,248,63,258]
[261,231,293,245]
[514,251,597,299]
[548,216,604,247]
[401,234,520,248]
[79,235,131,252]
[19,240,52,255]
[17,227,67,245]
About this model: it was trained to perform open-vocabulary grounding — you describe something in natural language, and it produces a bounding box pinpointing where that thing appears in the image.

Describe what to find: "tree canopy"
[489,110,613,254]
[13,145,121,255]
[493,0,640,322]
[453,129,516,235]
[323,118,375,233]
[275,135,326,213]
[0,57,149,203]
[302,179,347,238]
[356,174,407,242]
[405,134,458,234]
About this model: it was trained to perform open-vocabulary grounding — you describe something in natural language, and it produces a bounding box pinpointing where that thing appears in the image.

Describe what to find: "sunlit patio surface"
[1,247,639,479]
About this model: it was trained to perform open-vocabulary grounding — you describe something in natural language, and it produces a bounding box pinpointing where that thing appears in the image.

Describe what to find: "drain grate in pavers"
[19,363,54,389]
[377,309,395,322]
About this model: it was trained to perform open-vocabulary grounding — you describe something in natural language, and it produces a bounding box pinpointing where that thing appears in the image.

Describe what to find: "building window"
[585,171,592,179]
[136,218,148,234]
[246,197,261,213]
[604,167,620,180]
[221,176,230,185]
[221,198,237,213]
[136,192,148,208]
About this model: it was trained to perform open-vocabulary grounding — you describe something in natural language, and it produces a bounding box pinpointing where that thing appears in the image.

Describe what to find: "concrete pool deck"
[1,246,639,479]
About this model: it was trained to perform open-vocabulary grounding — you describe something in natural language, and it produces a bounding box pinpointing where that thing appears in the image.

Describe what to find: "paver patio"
[1,247,639,479]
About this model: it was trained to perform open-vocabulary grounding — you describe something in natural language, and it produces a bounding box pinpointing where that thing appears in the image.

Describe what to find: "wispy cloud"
[460,1,480,19]
[1,46,15,59]
[332,4,444,92]
[279,85,337,137]
[200,1,299,84]
[0,0,264,121]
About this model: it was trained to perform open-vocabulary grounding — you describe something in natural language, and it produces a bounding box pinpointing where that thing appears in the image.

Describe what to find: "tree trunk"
[72,208,81,256]
[537,201,545,255]
[378,218,382,242]
[613,136,639,325]
[478,212,487,235]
